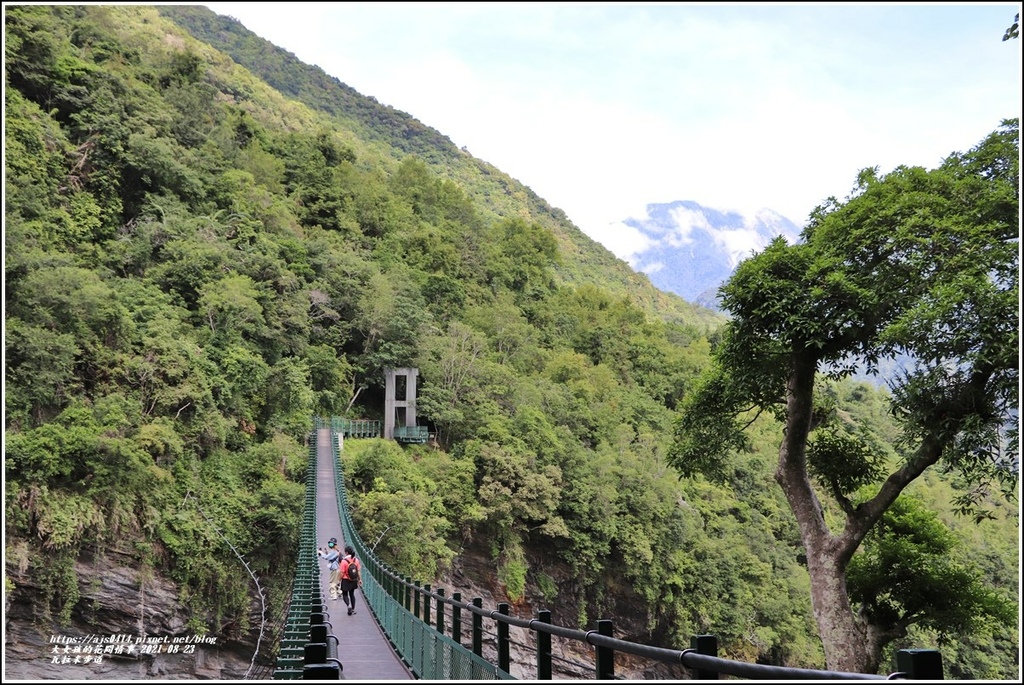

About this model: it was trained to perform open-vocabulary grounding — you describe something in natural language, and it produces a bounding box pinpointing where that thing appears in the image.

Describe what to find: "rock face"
[433,543,690,680]
[5,540,691,680]
[4,547,261,680]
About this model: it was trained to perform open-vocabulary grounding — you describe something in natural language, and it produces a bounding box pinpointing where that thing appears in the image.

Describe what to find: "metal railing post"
[897,649,944,680]
[423,584,432,626]
[435,588,445,634]
[435,588,446,679]
[690,634,719,680]
[498,602,511,674]
[472,597,483,680]
[451,592,462,646]
[595,619,614,680]
[536,610,552,680]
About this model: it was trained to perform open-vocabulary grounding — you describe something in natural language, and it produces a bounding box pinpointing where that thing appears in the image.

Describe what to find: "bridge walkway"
[314,428,414,680]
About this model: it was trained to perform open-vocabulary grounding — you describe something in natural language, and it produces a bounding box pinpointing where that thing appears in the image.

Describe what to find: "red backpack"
[345,557,360,582]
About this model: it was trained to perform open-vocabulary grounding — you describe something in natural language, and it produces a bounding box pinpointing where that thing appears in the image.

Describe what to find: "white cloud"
[650,206,776,267]
[203,2,1021,261]
[640,260,666,276]
[593,220,656,265]
[711,226,769,268]
[665,207,711,248]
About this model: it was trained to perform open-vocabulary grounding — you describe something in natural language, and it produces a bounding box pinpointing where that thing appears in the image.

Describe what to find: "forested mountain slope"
[4,4,1016,680]
[157,4,719,330]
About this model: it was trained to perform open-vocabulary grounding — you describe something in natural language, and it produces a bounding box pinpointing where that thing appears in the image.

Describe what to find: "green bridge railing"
[331,417,381,439]
[271,433,342,679]
[329,422,509,679]
[326,416,430,444]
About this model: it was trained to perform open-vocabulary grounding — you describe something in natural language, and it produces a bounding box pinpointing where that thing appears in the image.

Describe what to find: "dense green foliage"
[4,4,1017,678]
[670,119,1019,672]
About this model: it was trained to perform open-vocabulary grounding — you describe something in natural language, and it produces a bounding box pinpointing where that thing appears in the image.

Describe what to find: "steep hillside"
[157,5,722,330]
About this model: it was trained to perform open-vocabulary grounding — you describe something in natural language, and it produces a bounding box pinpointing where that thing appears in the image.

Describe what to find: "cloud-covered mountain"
[623,202,903,390]
[621,201,802,309]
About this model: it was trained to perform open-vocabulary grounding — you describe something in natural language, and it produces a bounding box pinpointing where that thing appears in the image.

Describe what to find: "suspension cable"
[182,491,268,680]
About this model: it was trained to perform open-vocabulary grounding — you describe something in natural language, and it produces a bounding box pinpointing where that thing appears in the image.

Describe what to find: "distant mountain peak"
[622,201,802,306]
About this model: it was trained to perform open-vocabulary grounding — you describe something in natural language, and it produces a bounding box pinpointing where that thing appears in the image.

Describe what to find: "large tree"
[670,119,1019,673]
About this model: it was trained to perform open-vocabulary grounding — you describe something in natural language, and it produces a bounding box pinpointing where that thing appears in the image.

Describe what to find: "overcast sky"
[201,2,1022,260]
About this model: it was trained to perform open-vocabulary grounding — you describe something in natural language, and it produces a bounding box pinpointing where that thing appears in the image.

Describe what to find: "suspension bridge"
[266,421,946,680]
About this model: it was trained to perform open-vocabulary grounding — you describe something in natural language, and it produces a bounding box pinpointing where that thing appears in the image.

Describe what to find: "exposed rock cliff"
[436,543,690,680]
[4,545,263,680]
[4,538,693,680]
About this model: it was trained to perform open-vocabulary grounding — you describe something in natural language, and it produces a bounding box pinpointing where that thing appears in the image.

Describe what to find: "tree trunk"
[803,544,877,673]
[775,352,878,673]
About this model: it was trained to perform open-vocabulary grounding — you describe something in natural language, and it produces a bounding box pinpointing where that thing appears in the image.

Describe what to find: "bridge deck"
[315,428,414,681]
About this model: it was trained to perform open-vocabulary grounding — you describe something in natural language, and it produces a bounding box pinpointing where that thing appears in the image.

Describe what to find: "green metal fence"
[393,425,430,443]
[318,416,381,438]
[316,416,429,443]
[329,426,511,679]
[272,433,341,679]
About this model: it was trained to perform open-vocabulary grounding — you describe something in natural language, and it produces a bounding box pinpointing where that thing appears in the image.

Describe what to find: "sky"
[201,2,1022,262]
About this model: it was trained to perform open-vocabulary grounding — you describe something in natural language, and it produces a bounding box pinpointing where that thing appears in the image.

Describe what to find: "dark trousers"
[341,580,358,611]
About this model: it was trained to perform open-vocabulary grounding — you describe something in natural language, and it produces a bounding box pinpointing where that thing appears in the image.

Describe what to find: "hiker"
[339,545,363,615]
[317,537,342,600]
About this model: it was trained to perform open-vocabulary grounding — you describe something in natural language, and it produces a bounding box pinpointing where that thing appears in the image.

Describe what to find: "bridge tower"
[383,367,418,440]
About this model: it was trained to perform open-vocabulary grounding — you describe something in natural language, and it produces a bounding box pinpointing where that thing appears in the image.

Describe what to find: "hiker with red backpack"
[339,545,363,615]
